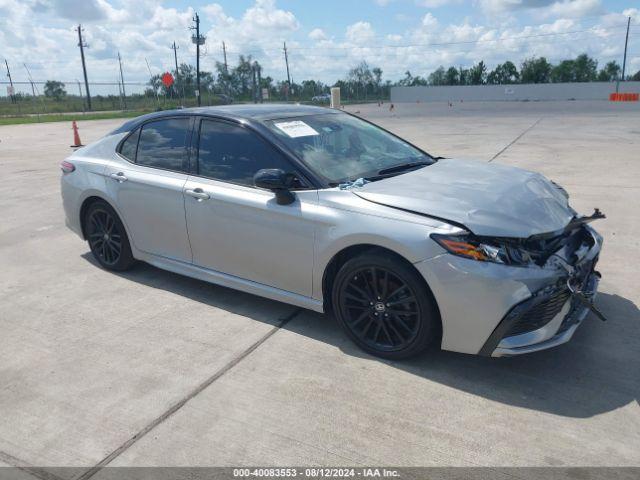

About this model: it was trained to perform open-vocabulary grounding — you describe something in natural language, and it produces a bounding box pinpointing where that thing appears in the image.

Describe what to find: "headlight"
[430,233,522,265]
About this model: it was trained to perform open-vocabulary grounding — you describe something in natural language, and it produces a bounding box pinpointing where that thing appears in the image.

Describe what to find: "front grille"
[505,289,571,337]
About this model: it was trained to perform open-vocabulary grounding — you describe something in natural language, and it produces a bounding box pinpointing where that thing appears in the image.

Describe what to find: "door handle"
[185,188,210,201]
[110,172,128,183]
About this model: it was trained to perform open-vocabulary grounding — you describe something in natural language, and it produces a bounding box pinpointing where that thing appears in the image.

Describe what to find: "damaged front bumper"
[484,272,600,357]
[415,225,603,356]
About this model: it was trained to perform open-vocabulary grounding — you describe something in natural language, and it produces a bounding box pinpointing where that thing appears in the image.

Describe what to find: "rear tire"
[331,250,440,359]
[84,200,135,271]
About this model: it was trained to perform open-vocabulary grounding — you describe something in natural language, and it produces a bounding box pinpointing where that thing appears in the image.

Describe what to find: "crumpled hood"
[353,158,575,238]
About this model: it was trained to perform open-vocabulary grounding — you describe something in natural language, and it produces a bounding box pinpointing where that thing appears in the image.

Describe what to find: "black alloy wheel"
[84,201,135,271]
[332,251,440,359]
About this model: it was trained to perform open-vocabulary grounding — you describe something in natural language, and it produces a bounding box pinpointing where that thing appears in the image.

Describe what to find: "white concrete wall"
[391,82,640,103]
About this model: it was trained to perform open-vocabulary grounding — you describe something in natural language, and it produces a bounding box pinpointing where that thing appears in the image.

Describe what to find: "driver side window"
[197,119,301,187]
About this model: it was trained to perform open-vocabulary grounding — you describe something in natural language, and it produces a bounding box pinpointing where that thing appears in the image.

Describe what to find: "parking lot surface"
[0,101,638,476]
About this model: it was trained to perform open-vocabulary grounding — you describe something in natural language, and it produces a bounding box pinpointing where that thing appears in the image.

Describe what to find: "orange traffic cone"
[71,121,84,148]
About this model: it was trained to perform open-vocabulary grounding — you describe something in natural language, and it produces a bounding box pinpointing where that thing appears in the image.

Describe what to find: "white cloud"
[309,28,327,41]
[422,13,439,28]
[541,0,602,18]
[346,21,375,44]
[242,0,299,32]
[0,0,638,91]
[621,8,640,23]
[416,0,458,8]
[480,0,601,18]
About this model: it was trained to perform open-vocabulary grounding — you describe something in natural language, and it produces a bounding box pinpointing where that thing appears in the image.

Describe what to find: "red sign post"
[161,72,174,88]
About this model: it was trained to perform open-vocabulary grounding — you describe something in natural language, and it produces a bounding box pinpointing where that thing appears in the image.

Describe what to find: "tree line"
[146,53,639,101]
[33,53,640,104]
[404,54,638,87]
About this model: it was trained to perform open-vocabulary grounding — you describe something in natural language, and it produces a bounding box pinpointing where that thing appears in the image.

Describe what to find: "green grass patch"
[0,110,149,126]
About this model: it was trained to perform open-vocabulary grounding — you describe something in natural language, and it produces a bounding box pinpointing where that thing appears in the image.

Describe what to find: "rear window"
[136,118,190,172]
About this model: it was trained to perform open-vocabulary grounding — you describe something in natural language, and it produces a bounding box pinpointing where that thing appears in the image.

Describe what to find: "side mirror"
[253,168,296,205]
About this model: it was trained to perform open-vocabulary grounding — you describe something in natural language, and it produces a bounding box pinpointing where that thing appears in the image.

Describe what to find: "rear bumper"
[61,175,84,238]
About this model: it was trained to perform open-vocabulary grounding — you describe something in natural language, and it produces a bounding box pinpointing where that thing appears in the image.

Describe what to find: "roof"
[192,103,335,120]
[110,104,337,134]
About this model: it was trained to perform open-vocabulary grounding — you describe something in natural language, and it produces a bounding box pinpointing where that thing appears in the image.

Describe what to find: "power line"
[289,24,632,52]
[219,23,636,56]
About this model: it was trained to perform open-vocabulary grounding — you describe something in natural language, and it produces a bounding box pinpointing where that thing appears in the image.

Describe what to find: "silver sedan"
[60,105,604,359]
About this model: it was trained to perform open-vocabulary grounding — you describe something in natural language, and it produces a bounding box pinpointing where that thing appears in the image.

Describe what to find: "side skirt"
[136,251,325,313]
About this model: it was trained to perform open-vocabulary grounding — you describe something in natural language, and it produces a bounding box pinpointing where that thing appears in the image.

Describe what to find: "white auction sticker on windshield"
[274,120,319,138]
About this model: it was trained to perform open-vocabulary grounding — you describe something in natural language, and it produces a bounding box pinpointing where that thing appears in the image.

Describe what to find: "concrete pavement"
[0,101,638,477]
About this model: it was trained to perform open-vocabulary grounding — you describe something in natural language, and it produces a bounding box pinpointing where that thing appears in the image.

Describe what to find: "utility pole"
[171,41,184,103]
[222,41,228,73]
[616,17,632,93]
[117,51,126,109]
[190,13,205,106]
[23,63,45,117]
[76,25,92,110]
[621,17,631,82]
[283,41,291,101]
[23,63,36,98]
[145,58,160,109]
[4,59,15,103]
[251,64,257,103]
[171,42,179,77]
[256,63,263,103]
[222,42,229,97]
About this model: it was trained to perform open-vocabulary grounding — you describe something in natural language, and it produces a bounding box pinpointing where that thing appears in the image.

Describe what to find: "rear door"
[183,117,317,296]
[104,116,194,262]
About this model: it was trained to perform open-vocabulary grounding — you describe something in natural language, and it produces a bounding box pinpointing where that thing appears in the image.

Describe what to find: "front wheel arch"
[322,244,441,323]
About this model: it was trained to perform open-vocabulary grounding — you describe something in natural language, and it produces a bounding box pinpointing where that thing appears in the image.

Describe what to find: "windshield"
[264,113,433,184]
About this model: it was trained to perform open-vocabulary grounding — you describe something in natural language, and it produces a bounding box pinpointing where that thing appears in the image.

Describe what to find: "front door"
[184,118,316,296]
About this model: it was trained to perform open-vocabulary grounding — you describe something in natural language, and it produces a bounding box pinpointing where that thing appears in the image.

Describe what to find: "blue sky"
[1,0,638,93]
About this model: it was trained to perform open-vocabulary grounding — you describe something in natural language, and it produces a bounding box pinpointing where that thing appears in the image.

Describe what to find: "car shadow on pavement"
[84,255,639,419]
[310,291,640,419]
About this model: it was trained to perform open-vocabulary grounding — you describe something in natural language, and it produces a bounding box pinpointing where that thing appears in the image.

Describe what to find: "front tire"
[84,201,135,271]
[331,251,440,359]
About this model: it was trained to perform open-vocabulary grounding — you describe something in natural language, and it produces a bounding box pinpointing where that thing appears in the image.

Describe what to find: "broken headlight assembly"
[431,211,604,267]
[430,233,534,266]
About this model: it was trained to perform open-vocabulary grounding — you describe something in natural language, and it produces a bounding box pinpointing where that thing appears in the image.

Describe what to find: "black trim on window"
[115,112,325,188]
[116,126,141,164]
[115,115,195,175]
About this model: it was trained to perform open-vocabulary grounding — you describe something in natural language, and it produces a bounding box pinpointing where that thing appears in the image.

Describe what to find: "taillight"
[60,160,75,173]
